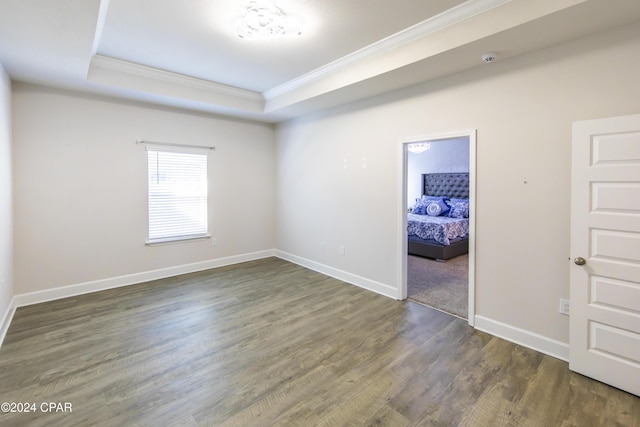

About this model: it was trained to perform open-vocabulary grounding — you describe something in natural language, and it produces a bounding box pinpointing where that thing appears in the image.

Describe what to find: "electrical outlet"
[320,242,325,250]
[340,245,345,255]
[212,237,218,246]
[559,299,570,316]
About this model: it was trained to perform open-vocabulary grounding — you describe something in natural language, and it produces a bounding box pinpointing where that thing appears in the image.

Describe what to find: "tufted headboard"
[422,173,469,199]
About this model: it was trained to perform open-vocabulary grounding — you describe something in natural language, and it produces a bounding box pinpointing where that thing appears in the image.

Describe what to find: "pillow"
[447,198,469,218]
[426,198,450,216]
[412,203,427,215]
[410,197,424,214]
[421,195,446,204]
[413,196,448,216]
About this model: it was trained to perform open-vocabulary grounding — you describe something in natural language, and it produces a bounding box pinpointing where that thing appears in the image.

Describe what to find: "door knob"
[574,257,587,266]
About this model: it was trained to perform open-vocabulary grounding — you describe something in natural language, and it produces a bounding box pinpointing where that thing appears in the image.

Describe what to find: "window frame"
[145,144,210,245]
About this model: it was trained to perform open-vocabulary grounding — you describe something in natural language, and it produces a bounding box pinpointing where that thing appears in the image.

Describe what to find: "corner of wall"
[0,61,14,347]
[0,297,16,347]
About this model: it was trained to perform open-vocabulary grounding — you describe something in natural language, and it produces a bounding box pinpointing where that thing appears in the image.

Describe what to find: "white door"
[570,113,640,396]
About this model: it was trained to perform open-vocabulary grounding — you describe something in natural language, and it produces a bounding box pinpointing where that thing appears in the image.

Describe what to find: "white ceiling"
[1,0,639,122]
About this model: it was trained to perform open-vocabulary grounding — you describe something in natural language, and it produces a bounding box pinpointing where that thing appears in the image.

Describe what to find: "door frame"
[397,129,477,326]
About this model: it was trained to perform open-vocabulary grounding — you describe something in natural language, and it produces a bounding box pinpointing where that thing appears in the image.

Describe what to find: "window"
[146,145,209,244]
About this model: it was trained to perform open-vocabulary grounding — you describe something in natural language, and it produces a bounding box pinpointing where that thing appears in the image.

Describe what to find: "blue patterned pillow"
[421,195,446,204]
[412,203,426,215]
[426,198,450,216]
[411,197,425,214]
[447,198,469,218]
[413,196,449,216]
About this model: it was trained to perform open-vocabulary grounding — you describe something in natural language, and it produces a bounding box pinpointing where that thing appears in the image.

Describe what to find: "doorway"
[398,130,476,326]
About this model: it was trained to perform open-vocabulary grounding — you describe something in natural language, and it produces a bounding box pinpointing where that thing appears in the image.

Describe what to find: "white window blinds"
[146,145,209,243]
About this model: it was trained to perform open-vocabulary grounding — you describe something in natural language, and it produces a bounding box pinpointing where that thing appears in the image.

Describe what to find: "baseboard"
[275,250,400,300]
[12,249,276,309]
[474,315,569,362]
[0,296,17,348]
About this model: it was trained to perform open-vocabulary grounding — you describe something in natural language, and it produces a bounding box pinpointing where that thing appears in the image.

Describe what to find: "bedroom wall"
[12,84,276,295]
[0,63,13,331]
[407,137,470,207]
[275,22,640,348]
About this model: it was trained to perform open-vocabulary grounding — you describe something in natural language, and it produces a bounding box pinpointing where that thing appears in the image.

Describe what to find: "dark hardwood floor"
[0,257,638,426]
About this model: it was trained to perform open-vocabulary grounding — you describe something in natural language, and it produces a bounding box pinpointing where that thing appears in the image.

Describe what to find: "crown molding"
[263,0,512,100]
[89,54,264,103]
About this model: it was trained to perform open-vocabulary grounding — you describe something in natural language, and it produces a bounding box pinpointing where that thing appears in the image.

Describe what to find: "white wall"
[0,63,12,330]
[276,23,640,347]
[12,85,276,294]
[407,137,470,206]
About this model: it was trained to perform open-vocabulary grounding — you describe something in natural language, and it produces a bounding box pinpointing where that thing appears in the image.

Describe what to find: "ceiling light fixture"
[236,1,302,39]
[408,142,431,153]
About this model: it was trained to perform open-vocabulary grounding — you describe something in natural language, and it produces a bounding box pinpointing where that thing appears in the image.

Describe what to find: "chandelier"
[407,142,431,154]
[237,1,302,39]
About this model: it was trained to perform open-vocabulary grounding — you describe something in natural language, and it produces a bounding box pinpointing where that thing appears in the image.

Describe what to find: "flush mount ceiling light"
[236,1,302,39]
[408,142,431,153]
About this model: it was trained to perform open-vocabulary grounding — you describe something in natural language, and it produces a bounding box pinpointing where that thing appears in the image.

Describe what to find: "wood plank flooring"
[0,257,638,426]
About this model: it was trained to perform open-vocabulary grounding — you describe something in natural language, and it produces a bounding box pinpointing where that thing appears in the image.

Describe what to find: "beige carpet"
[407,254,468,319]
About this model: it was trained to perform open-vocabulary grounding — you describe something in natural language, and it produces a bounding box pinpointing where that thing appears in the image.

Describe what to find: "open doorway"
[398,130,476,325]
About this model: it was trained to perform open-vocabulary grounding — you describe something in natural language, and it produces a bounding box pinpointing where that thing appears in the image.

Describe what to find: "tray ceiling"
[1,0,639,122]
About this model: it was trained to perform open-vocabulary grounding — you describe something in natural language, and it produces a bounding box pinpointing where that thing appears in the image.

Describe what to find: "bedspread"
[407,213,469,245]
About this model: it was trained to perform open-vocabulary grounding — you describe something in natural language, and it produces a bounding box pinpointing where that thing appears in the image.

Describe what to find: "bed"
[408,173,470,261]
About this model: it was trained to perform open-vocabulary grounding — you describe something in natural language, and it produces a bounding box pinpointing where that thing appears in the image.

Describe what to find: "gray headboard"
[422,173,469,199]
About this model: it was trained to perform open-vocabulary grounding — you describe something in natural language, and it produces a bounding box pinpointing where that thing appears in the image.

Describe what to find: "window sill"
[146,235,211,246]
